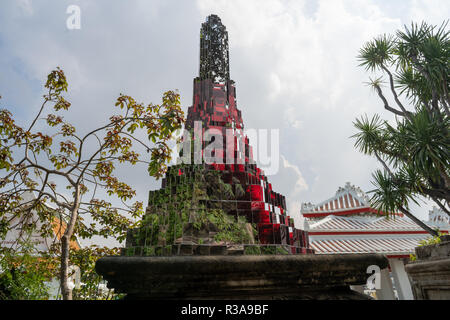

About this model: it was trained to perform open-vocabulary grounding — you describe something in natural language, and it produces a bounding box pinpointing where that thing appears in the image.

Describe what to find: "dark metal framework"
[199,14,230,83]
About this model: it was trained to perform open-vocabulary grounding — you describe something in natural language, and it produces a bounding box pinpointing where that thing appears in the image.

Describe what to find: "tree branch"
[381,64,413,120]
[399,205,439,236]
[373,84,409,117]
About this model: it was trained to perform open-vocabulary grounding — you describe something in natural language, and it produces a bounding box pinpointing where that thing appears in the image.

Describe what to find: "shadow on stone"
[95,253,388,300]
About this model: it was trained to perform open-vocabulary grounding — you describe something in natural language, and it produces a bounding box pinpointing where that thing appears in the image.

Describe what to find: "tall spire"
[117,15,314,259]
[199,14,230,83]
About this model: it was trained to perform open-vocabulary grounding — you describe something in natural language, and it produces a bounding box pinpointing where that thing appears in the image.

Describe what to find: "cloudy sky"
[1,0,448,243]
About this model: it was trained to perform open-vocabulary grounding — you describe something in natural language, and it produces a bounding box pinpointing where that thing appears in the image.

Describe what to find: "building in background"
[301,182,448,300]
[426,206,450,233]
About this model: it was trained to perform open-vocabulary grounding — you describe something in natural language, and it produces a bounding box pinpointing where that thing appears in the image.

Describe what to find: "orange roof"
[51,217,80,250]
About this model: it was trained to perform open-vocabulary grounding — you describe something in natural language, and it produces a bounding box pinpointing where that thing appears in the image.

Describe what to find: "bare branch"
[380,64,413,120]
[373,84,409,117]
[27,88,51,132]
[399,205,439,236]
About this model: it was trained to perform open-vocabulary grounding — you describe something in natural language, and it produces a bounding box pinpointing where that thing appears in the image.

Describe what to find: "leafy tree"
[0,237,56,300]
[353,21,449,236]
[0,67,184,299]
[70,246,124,300]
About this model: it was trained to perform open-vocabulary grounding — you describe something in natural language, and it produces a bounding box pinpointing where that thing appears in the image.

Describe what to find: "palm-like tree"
[353,21,449,236]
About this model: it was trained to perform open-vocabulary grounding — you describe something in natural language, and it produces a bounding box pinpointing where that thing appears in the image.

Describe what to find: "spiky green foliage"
[358,34,395,72]
[354,21,449,236]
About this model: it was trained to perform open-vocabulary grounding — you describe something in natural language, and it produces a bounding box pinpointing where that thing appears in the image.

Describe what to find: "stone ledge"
[95,254,388,300]
[405,259,450,300]
[406,257,450,274]
[415,239,450,261]
[406,239,450,299]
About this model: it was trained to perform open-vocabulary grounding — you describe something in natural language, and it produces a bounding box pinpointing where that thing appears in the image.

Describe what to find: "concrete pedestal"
[406,236,450,300]
[375,268,395,300]
[389,258,413,300]
[95,254,388,300]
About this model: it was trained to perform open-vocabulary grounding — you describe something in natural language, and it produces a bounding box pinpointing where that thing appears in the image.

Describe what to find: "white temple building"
[427,206,450,232]
[301,182,449,300]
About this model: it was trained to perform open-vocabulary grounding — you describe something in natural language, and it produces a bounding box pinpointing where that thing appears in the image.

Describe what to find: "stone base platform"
[406,236,450,299]
[95,254,388,300]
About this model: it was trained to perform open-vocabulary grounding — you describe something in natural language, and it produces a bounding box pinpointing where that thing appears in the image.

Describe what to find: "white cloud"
[410,0,450,25]
[269,155,308,227]
[281,155,308,193]
[17,0,33,16]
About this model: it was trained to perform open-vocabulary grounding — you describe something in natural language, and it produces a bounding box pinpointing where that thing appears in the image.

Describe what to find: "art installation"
[95,15,390,301]
[122,14,314,256]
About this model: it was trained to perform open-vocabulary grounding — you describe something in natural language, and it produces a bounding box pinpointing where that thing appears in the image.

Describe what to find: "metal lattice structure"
[199,14,230,83]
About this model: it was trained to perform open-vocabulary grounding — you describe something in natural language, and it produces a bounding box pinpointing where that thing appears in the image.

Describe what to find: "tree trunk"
[399,206,439,237]
[374,153,440,238]
[60,187,81,300]
[60,235,72,300]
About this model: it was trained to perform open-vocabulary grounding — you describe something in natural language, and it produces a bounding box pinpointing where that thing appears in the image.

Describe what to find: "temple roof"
[302,183,438,257]
[301,182,402,218]
[428,206,450,230]
[310,235,428,256]
[308,214,432,256]
[308,215,428,234]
